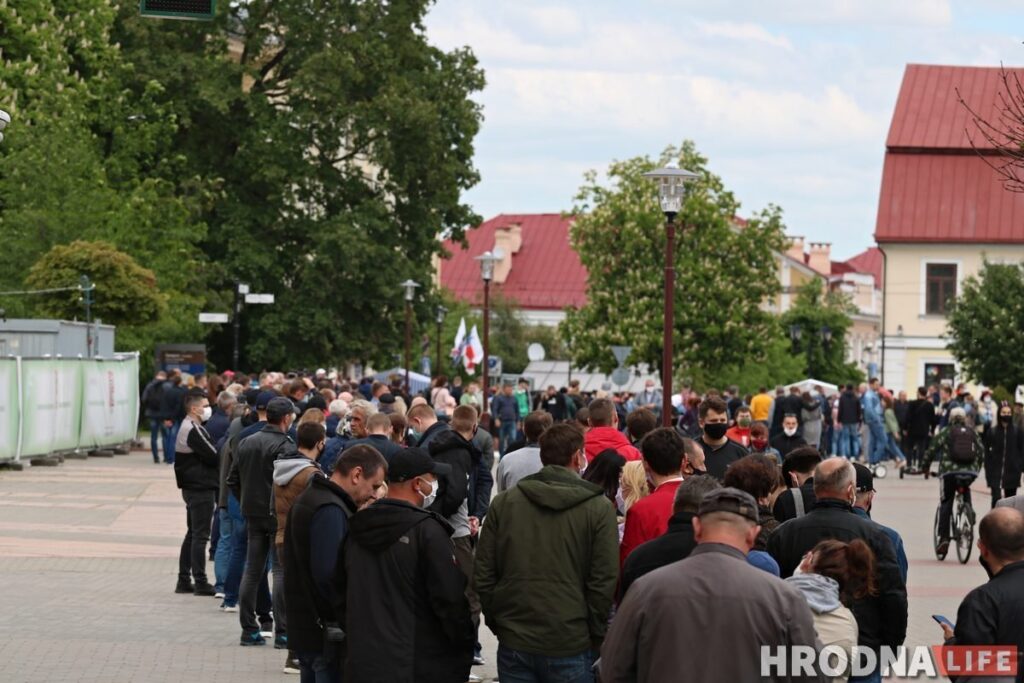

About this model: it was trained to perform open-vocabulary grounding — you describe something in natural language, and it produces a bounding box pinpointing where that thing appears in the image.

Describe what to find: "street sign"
[527,343,546,362]
[611,345,632,366]
[488,355,502,376]
[237,283,250,294]
[198,312,229,324]
[140,0,216,20]
[611,367,631,386]
[244,293,275,304]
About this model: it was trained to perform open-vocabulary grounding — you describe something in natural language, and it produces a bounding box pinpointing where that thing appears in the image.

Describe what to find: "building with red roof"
[877,64,1024,392]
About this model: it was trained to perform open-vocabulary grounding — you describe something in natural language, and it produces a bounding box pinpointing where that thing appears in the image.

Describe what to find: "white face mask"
[200,406,212,422]
[784,427,797,437]
[419,478,437,509]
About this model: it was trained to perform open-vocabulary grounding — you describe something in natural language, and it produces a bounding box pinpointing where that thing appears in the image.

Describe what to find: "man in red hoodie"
[619,428,686,565]
[584,398,642,462]
[725,405,754,448]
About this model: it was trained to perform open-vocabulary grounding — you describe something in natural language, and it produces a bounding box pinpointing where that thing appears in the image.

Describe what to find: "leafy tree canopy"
[780,282,865,387]
[561,141,788,380]
[946,261,1024,388]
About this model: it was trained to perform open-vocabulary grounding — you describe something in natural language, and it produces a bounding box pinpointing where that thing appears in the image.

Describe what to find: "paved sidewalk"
[0,453,989,682]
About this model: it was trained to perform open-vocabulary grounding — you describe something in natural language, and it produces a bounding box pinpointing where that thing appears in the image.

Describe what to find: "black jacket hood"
[349,498,454,552]
[429,428,482,464]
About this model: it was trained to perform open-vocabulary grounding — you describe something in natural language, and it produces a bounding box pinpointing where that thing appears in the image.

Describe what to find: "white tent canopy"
[373,367,431,395]
[521,360,660,394]
[784,379,840,396]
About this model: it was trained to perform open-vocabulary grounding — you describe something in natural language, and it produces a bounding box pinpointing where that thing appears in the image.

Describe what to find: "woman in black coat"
[984,402,1024,508]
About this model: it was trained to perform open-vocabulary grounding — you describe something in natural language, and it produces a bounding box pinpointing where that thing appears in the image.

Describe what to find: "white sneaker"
[467,676,482,683]
[220,604,238,613]
[215,592,225,599]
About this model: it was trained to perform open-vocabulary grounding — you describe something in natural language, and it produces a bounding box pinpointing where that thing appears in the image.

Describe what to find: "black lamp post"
[400,279,420,393]
[642,163,699,427]
[475,251,500,409]
[435,305,448,376]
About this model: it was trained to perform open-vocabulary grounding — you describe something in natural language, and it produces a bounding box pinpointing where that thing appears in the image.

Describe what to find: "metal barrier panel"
[0,358,19,462]
[19,359,82,458]
[79,356,140,449]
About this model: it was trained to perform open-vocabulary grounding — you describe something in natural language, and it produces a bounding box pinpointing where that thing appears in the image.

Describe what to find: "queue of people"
[146,366,1024,683]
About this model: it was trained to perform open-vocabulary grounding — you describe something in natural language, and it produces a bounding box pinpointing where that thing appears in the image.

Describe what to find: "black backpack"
[948,424,976,465]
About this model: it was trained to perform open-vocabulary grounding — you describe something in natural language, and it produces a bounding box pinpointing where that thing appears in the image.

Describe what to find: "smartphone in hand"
[932,614,955,629]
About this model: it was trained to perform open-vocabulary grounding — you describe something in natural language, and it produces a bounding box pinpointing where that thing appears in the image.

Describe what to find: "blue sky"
[425,0,1024,259]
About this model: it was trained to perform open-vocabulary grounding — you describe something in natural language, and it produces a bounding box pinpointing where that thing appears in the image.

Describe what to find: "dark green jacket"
[923,423,984,476]
[474,465,618,657]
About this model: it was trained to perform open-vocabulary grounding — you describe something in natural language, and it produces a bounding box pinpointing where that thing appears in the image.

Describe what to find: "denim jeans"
[838,424,861,459]
[866,420,887,464]
[497,644,595,683]
[178,489,216,584]
[149,418,162,463]
[163,420,181,464]
[239,518,285,635]
[214,499,246,595]
[499,421,517,456]
[297,650,340,683]
[885,434,906,462]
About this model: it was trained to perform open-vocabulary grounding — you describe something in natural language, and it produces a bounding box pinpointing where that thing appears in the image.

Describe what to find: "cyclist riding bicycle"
[922,407,984,556]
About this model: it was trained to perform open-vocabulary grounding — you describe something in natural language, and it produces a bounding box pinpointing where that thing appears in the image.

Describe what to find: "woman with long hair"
[787,539,877,682]
[583,449,627,511]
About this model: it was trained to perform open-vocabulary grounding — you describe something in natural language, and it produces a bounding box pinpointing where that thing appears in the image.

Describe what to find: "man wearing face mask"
[984,402,1024,509]
[697,397,749,480]
[228,397,298,648]
[174,388,220,596]
[725,405,754,448]
[476,424,618,682]
[340,448,473,683]
[771,414,807,459]
[768,458,908,683]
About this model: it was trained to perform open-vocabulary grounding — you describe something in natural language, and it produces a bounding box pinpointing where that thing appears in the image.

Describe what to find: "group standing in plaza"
[141,367,1024,682]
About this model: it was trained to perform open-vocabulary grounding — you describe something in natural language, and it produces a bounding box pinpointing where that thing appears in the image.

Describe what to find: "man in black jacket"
[619,474,721,599]
[284,444,388,682]
[697,397,749,479]
[770,414,807,459]
[773,447,822,523]
[141,370,166,463]
[174,389,220,595]
[837,383,863,460]
[159,370,187,464]
[340,448,473,683]
[941,507,1024,683]
[343,413,402,463]
[906,386,936,470]
[768,457,908,675]
[228,397,297,647]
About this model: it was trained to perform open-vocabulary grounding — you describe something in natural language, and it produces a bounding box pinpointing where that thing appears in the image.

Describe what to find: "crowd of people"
[137,367,1024,682]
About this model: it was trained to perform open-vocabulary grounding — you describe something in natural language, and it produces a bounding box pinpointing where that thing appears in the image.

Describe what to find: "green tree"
[779,282,864,386]
[561,141,788,379]
[111,0,484,370]
[25,240,165,330]
[946,261,1024,387]
[707,336,807,394]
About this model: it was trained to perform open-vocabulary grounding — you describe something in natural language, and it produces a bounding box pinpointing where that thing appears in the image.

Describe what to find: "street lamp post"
[400,279,420,393]
[475,251,501,413]
[643,163,699,427]
[79,275,95,358]
[435,305,448,377]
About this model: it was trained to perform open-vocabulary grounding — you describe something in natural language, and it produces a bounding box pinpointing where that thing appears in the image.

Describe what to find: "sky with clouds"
[424,0,1024,259]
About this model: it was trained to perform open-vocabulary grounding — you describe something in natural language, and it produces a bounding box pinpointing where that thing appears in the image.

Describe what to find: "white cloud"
[697,21,794,50]
[525,6,583,36]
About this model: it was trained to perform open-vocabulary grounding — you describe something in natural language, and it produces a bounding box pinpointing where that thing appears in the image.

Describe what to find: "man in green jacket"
[474,423,618,682]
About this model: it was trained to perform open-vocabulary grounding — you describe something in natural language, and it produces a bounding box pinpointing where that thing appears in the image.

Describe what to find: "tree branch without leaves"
[959,65,1024,192]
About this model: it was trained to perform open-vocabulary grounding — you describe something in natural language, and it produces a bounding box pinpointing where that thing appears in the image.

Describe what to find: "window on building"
[925,263,957,315]
[924,363,956,387]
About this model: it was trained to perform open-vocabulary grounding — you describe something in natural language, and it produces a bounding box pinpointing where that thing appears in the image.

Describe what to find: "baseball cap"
[255,390,278,411]
[379,393,396,405]
[853,463,875,493]
[266,397,294,423]
[387,447,452,483]
[698,487,760,524]
[244,387,261,408]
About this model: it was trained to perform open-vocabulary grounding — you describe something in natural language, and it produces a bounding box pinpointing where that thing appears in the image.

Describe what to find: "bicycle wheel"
[933,505,947,561]
[957,503,974,564]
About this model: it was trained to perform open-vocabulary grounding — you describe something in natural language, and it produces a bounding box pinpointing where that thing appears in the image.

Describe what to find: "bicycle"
[932,471,977,564]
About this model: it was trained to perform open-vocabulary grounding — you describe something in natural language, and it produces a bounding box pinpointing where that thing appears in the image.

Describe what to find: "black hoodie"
[341,499,473,683]
[427,428,480,526]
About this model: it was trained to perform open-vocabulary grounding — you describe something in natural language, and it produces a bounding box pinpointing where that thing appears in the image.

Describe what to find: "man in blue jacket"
[852,464,909,582]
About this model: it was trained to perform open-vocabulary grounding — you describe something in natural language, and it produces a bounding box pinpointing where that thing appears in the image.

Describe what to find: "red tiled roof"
[841,247,884,289]
[887,64,1024,150]
[440,214,588,310]
[875,153,1024,243]
[876,64,1024,243]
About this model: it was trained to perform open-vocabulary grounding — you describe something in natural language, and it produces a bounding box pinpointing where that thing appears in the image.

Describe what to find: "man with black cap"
[601,487,821,682]
[852,463,908,582]
[340,448,474,683]
[228,396,297,648]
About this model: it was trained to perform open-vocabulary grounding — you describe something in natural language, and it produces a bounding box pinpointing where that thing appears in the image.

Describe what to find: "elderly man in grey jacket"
[600,488,824,683]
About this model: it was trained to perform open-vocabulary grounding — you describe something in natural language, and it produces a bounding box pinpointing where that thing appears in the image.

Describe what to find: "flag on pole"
[451,317,468,366]
[465,324,485,375]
